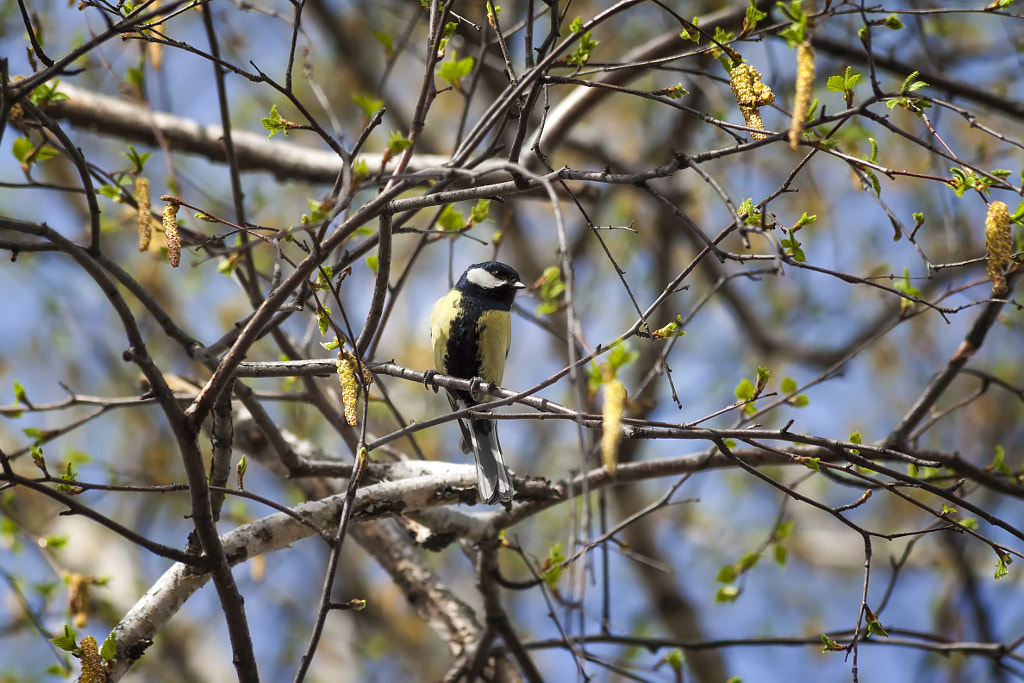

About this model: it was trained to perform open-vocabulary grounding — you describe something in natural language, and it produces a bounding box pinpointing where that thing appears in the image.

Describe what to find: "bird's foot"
[423,369,440,393]
[468,376,494,402]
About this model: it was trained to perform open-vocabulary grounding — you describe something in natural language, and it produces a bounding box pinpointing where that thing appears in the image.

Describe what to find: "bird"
[430,261,526,504]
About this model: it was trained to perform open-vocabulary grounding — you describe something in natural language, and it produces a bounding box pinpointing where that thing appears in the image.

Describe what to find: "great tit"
[430,261,526,504]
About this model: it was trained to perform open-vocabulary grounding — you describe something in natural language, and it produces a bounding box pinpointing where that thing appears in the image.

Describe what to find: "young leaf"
[13,379,30,406]
[820,633,843,652]
[715,585,740,603]
[469,199,491,226]
[990,445,1011,476]
[541,543,566,590]
[100,632,118,661]
[261,105,287,139]
[437,205,465,231]
[995,555,1010,579]
[735,378,755,401]
[50,624,78,652]
[437,51,474,87]
[535,266,565,316]
[353,93,384,119]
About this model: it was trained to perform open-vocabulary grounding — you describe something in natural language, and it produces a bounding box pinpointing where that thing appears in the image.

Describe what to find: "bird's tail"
[464,418,514,504]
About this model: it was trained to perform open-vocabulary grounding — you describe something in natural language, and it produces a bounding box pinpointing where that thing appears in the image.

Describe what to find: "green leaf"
[715,585,740,603]
[716,564,737,583]
[569,30,599,66]
[100,632,118,661]
[125,65,144,95]
[995,555,1010,579]
[55,461,77,492]
[893,268,922,299]
[437,205,465,231]
[30,445,45,472]
[739,198,762,226]
[98,185,124,201]
[123,145,152,174]
[261,104,287,140]
[780,377,797,394]
[781,229,806,262]
[776,0,807,47]
[387,130,412,155]
[793,212,817,231]
[437,51,475,87]
[663,649,685,672]
[372,30,394,57]
[735,378,755,401]
[353,93,384,119]
[23,427,48,441]
[30,80,69,106]
[43,534,67,549]
[744,2,767,31]
[320,339,341,351]
[13,380,29,405]
[302,197,329,226]
[883,13,904,30]
[652,316,686,339]
[469,199,491,226]
[316,307,331,336]
[820,633,843,652]
[865,611,888,637]
[12,137,34,163]
[679,16,700,43]
[365,255,378,272]
[790,394,809,408]
[773,544,788,566]
[664,83,688,99]
[991,445,1011,475]
[535,266,565,316]
[606,342,639,374]
[754,366,770,394]
[315,266,334,291]
[801,456,820,471]
[541,543,566,590]
[50,624,78,652]
[567,18,599,66]
[737,552,759,573]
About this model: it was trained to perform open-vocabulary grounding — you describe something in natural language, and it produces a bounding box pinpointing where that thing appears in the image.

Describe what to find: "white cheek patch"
[466,267,506,290]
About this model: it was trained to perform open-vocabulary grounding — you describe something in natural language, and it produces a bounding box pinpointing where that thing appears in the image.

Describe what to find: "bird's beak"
[514,281,527,290]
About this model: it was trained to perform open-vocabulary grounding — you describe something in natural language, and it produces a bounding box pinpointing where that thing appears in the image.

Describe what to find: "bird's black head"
[456,261,526,309]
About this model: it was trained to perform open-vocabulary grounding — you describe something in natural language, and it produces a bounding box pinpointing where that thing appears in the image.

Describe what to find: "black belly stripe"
[444,307,483,382]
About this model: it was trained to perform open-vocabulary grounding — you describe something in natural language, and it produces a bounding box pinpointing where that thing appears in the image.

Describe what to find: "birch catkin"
[985,201,1011,297]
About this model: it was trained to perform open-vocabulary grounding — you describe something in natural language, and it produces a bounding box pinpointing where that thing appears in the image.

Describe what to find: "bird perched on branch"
[430,261,525,504]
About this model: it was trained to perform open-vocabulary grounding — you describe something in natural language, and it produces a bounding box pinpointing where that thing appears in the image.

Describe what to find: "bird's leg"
[422,369,440,393]
[468,376,493,402]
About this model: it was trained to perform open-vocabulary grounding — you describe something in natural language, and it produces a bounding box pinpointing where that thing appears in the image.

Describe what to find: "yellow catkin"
[135,176,151,251]
[337,350,359,426]
[729,63,775,140]
[68,572,90,628]
[789,40,815,150]
[985,201,1011,297]
[162,201,180,267]
[601,380,626,478]
[77,635,107,683]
